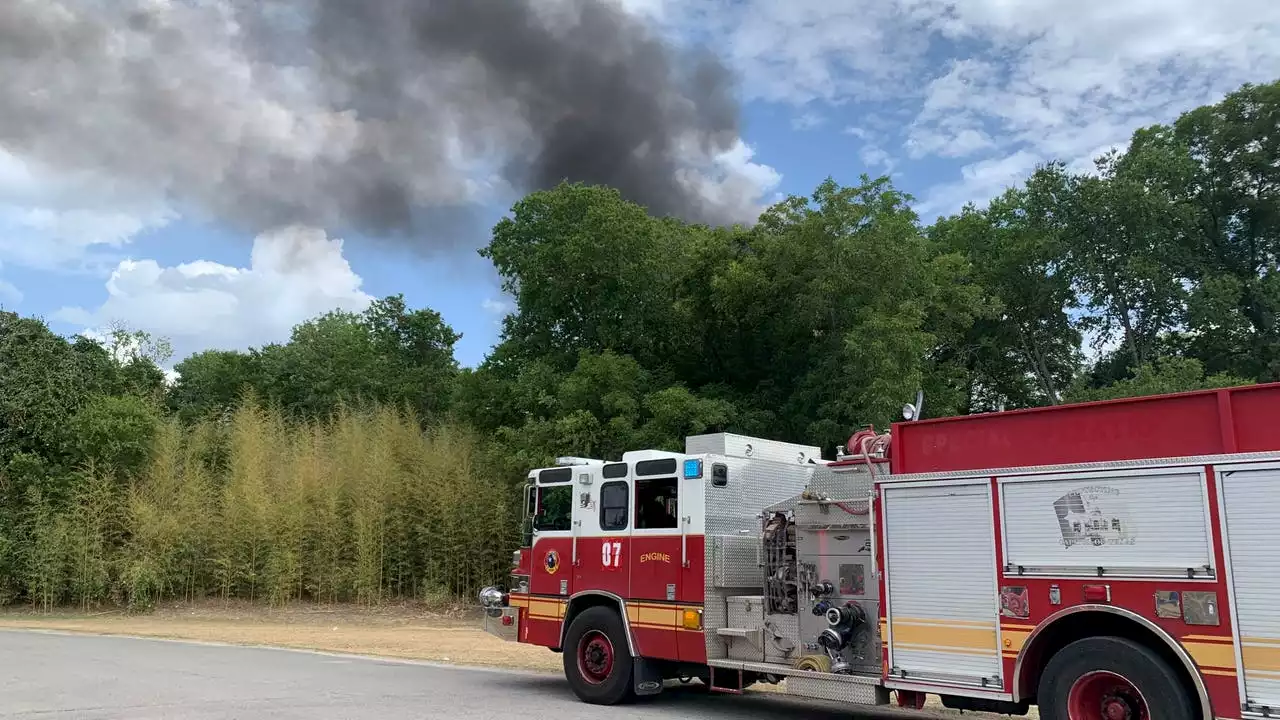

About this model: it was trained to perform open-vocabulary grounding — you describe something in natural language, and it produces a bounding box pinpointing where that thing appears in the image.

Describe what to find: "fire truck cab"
[480,382,1280,720]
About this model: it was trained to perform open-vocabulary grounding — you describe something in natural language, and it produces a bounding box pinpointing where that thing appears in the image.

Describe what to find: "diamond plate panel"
[763,613,800,664]
[700,454,816,662]
[711,535,761,587]
[808,464,876,500]
[785,675,887,705]
[725,595,766,662]
[702,456,816,536]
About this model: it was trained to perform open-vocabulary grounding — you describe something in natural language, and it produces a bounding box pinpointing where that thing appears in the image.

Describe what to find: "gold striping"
[1241,642,1280,673]
[895,642,995,657]
[1001,629,1031,652]
[527,599,566,619]
[1183,641,1237,670]
[891,618,997,651]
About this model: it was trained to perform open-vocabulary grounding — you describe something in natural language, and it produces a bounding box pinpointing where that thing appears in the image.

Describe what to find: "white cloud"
[677,138,783,224]
[481,297,514,328]
[906,1,1280,208]
[791,112,826,131]
[915,150,1043,220]
[0,261,17,306]
[859,145,896,173]
[482,298,513,315]
[668,0,1280,215]
[0,279,20,306]
[0,149,174,272]
[54,226,374,364]
[677,0,935,106]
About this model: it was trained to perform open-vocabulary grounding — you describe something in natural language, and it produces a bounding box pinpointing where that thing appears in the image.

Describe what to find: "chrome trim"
[707,659,882,684]
[558,590,639,657]
[885,679,1013,702]
[879,451,1280,486]
[1011,604,1212,719]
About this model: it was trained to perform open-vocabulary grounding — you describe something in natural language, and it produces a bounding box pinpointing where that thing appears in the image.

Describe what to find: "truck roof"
[890,381,1280,475]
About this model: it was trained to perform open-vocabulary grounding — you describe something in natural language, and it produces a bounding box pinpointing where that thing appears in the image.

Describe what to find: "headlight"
[479,586,506,608]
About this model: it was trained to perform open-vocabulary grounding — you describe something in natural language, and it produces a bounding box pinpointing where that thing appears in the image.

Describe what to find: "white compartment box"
[686,433,822,465]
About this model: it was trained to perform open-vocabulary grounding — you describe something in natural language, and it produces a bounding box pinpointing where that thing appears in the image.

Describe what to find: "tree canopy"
[0,78,1275,608]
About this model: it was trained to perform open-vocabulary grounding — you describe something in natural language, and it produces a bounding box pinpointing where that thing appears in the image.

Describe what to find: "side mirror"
[524,485,538,518]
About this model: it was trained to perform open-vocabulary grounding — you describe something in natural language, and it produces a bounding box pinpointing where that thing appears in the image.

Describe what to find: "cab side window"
[533,485,572,532]
[635,477,678,530]
[600,481,629,531]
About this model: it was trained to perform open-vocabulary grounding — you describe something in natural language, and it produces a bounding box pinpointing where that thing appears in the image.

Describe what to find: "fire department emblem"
[544,549,561,575]
[1053,485,1135,548]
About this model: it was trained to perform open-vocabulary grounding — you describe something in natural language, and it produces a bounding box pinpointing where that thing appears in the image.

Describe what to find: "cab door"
[529,467,575,600]
[573,462,631,599]
[628,458,684,662]
[526,467,576,648]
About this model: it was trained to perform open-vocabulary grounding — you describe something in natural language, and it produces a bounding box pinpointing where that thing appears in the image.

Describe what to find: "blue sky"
[2,0,1278,370]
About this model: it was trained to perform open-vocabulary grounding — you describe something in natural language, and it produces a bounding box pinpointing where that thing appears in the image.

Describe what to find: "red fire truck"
[479,382,1280,720]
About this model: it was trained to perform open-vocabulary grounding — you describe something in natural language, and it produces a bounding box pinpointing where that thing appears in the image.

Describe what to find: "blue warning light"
[683,458,703,479]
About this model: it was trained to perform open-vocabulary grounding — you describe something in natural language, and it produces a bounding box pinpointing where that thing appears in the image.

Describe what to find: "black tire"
[562,606,635,705]
[1037,636,1194,720]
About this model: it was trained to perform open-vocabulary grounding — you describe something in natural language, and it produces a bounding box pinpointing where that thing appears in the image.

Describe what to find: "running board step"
[716,627,763,642]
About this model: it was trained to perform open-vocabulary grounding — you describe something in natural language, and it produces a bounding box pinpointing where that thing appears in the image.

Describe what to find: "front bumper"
[481,606,520,642]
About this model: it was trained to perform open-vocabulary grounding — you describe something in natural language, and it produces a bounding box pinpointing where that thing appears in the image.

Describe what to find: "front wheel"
[1037,636,1194,720]
[562,606,635,705]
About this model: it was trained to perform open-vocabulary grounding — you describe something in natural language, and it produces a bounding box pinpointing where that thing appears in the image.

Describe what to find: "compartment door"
[883,481,1002,688]
[1220,465,1280,711]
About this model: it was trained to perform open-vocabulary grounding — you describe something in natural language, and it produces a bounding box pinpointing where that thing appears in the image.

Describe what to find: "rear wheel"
[562,606,635,705]
[1037,636,1193,720]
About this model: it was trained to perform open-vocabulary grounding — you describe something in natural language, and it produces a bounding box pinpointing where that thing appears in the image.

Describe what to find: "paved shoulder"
[0,630,910,719]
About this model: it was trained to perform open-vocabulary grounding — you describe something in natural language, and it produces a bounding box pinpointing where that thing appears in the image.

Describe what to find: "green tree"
[928,184,1081,410]
[1064,357,1249,403]
[169,296,461,423]
[1166,81,1280,380]
[169,350,262,422]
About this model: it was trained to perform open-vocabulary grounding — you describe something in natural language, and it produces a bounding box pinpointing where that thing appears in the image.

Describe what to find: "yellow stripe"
[635,606,678,625]
[1202,668,1237,677]
[630,621,703,633]
[895,642,994,657]
[1002,629,1031,653]
[1242,643,1280,672]
[528,599,566,619]
[625,604,702,624]
[1002,622,1037,631]
[1185,641,1237,670]
[891,620,996,651]
[1183,634,1233,643]
[1243,636,1280,647]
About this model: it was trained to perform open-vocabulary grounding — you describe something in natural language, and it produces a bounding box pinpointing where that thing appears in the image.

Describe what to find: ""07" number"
[601,541,623,568]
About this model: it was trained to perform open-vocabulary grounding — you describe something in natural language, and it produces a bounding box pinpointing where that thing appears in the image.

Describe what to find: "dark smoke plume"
[0,0,763,243]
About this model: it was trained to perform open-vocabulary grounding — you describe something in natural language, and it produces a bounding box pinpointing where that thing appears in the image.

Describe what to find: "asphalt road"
[0,630,927,720]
